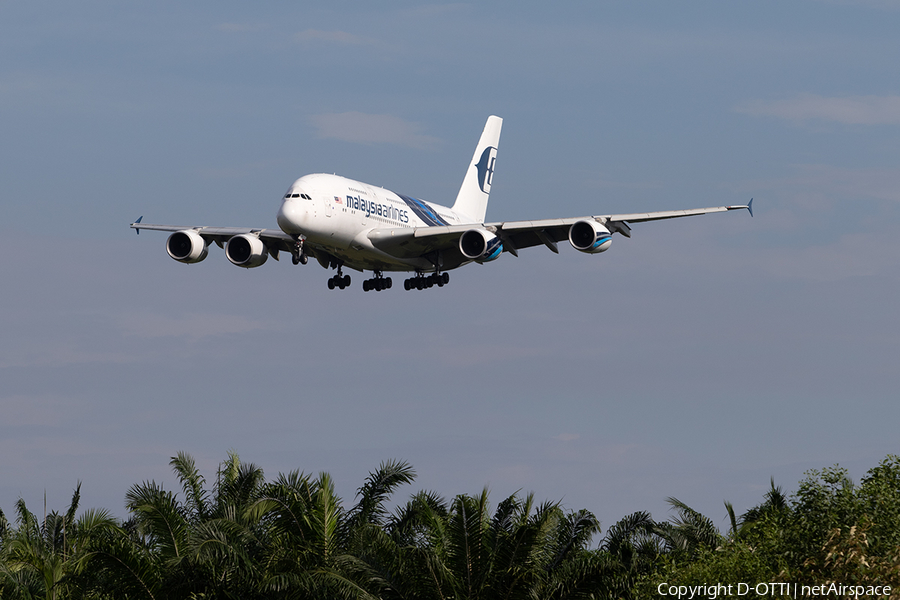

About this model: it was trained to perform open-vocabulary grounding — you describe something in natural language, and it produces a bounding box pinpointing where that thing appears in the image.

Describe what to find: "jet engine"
[225,234,269,268]
[166,230,208,263]
[568,220,612,254]
[459,228,503,263]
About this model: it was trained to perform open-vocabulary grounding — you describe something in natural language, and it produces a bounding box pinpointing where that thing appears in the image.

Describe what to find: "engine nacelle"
[568,220,612,254]
[459,228,503,263]
[167,230,208,263]
[225,234,268,268]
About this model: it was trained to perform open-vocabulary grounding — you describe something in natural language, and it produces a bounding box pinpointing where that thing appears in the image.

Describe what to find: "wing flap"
[366,226,471,269]
[368,226,472,258]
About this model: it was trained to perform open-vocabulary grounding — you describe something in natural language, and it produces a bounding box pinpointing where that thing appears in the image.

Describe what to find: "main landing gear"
[363,271,392,292]
[404,272,449,291]
[327,262,350,290]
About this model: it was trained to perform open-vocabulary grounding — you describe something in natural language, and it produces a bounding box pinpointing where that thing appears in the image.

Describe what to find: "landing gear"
[327,262,350,290]
[404,272,449,291]
[291,239,308,265]
[363,271,392,292]
[327,274,351,289]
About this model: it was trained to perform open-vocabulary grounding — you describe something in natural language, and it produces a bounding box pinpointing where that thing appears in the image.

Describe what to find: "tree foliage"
[3,454,900,598]
[643,455,900,594]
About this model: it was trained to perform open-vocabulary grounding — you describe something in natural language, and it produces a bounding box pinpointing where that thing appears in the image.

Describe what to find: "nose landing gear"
[291,239,308,265]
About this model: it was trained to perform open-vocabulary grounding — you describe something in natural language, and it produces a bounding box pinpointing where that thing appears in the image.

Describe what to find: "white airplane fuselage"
[276,173,473,273]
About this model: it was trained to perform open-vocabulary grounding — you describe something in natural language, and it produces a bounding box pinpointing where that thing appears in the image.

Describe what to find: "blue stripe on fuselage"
[396,194,451,227]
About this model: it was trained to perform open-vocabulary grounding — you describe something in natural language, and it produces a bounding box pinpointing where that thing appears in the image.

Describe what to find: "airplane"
[131,115,752,292]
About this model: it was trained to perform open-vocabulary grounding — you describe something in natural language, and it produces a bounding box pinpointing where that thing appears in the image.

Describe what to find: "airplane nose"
[277,199,305,233]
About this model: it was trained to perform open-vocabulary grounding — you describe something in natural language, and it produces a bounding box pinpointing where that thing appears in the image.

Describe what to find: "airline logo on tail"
[476,146,497,193]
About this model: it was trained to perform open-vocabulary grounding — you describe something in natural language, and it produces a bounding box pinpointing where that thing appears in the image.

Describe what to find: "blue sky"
[2,1,900,533]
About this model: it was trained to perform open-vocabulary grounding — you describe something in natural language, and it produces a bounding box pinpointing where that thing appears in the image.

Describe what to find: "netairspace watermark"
[657,582,893,599]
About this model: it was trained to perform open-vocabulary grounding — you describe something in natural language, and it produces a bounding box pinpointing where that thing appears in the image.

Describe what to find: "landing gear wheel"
[328,262,350,290]
[363,271,393,292]
[291,239,307,265]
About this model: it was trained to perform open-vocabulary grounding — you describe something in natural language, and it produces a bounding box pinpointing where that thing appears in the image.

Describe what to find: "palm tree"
[124,451,269,598]
[723,477,788,544]
[0,484,121,600]
[249,459,416,599]
[594,510,663,599]
[377,488,602,600]
[654,498,722,560]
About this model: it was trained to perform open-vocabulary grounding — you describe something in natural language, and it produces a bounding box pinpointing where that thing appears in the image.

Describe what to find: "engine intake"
[459,228,503,262]
[568,220,612,254]
[167,230,208,263]
[225,234,269,268]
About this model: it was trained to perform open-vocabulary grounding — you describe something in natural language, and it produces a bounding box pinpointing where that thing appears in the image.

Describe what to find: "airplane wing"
[491,201,753,253]
[368,201,752,261]
[130,222,295,257]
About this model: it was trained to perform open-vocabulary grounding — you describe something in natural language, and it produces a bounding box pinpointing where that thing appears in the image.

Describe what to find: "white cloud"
[309,112,441,149]
[398,4,470,18]
[811,0,900,9]
[117,312,271,340]
[757,230,900,282]
[736,94,900,125]
[294,29,371,45]
[1,395,73,428]
[0,344,134,369]
[215,23,265,33]
[785,164,900,203]
[196,159,279,180]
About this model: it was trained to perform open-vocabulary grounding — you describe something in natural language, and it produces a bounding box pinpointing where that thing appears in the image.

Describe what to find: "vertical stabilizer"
[451,115,502,223]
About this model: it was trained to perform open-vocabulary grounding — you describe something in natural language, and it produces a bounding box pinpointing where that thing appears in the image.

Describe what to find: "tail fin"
[451,115,502,223]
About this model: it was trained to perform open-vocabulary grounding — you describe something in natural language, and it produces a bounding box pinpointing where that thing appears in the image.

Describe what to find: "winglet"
[726,200,753,217]
[133,216,143,235]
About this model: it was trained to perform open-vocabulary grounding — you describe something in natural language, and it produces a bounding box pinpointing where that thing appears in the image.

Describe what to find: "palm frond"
[169,452,209,522]
[64,482,81,533]
[349,459,416,530]
[125,481,189,561]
